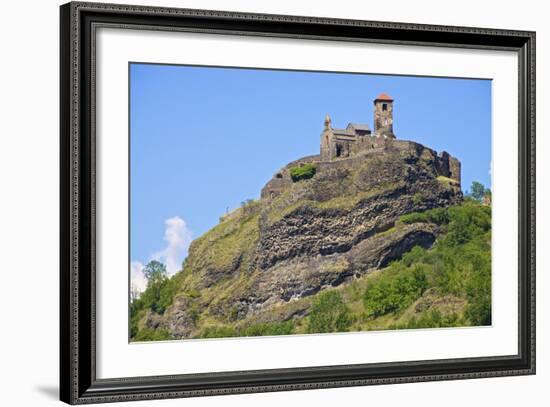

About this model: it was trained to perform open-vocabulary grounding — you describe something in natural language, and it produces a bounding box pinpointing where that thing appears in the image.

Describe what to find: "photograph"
[55,1,536,404]
[129,64,493,342]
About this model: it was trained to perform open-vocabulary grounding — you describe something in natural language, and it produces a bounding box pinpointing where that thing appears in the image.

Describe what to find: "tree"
[130,284,141,303]
[141,260,168,312]
[469,181,486,202]
[143,260,167,286]
[307,291,352,333]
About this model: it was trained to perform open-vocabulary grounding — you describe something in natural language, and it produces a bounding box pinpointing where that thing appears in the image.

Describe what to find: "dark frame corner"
[60,1,535,404]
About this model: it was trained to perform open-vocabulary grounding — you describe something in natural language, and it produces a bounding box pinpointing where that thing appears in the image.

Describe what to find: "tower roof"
[374,92,393,102]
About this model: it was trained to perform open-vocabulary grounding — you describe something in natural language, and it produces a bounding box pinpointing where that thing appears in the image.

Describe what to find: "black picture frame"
[60,1,536,404]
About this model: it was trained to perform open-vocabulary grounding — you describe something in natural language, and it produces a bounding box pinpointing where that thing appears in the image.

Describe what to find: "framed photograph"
[60,1,535,404]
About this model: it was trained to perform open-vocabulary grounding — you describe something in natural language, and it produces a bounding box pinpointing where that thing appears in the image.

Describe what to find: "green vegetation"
[261,199,490,335]
[307,291,352,333]
[466,181,491,204]
[390,310,463,330]
[400,207,450,225]
[412,192,424,205]
[316,199,491,330]
[136,260,172,314]
[198,325,238,339]
[130,203,262,342]
[130,260,188,341]
[391,200,491,325]
[266,180,406,225]
[436,175,458,188]
[289,163,316,182]
[195,320,296,339]
[131,196,491,341]
[363,265,428,318]
[133,328,171,341]
[189,206,260,273]
[316,181,405,210]
[242,320,296,336]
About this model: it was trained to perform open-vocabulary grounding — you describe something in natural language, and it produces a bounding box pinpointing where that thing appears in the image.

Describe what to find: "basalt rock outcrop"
[145,138,462,339]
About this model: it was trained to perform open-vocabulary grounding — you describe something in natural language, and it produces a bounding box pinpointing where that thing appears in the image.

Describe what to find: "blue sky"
[130,63,491,284]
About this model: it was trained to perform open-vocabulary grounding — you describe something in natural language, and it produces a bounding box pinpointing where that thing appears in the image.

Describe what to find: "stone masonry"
[261,93,461,200]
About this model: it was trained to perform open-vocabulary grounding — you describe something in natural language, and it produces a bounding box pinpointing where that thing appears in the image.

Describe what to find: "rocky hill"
[132,139,472,340]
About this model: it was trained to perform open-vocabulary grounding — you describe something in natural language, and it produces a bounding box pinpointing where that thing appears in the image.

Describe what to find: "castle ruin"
[320,93,396,161]
[261,93,461,200]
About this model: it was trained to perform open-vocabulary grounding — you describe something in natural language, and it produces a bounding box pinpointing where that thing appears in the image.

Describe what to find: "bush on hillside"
[289,163,316,182]
[307,291,352,333]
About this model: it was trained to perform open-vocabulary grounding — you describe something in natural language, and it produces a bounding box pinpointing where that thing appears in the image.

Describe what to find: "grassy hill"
[131,199,491,340]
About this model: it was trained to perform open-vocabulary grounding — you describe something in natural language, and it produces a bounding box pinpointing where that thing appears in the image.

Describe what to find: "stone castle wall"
[260,155,319,199]
[261,138,461,201]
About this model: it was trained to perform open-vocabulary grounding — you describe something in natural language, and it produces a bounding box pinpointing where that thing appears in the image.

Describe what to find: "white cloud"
[130,216,193,296]
[151,216,193,276]
[130,261,146,297]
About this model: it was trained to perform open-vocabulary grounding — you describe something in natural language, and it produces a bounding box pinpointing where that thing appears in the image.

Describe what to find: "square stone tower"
[374,93,396,139]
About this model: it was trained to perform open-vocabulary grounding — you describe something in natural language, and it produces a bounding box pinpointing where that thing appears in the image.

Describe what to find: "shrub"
[363,265,428,318]
[289,163,316,182]
[242,320,295,337]
[383,201,491,326]
[307,291,352,333]
[133,328,171,341]
[187,289,201,299]
[467,181,489,202]
[129,309,144,339]
[390,310,463,330]
[129,269,187,340]
[400,207,450,225]
[198,325,237,339]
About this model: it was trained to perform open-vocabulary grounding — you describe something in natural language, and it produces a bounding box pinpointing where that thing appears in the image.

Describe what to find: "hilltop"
[130,93,491,340]
[130,134,493,340]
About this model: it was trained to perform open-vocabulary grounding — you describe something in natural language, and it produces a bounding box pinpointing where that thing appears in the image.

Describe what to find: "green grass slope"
[131,199,490,340]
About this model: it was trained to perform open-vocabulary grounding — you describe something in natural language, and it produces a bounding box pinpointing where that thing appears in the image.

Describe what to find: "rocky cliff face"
[144,139,462,339]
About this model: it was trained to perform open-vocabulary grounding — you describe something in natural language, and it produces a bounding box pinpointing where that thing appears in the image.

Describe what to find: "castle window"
[336,145,342,157]
[382,103,388,111]
[275,173,282,179]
